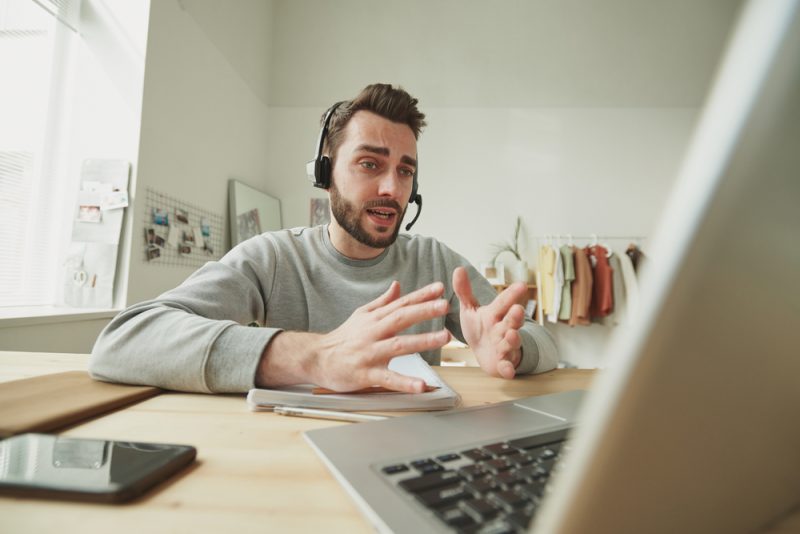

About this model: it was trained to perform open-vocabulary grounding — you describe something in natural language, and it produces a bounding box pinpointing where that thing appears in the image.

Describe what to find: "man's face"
[328,110,417,250]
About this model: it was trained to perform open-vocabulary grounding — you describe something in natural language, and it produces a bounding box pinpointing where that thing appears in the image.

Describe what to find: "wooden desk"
[0,351,593,533]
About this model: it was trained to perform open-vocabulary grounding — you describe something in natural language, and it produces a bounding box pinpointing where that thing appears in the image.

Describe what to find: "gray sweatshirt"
[90,226,558,393]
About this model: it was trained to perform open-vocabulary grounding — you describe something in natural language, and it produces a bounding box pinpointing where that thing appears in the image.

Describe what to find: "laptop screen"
[534,1,800,532]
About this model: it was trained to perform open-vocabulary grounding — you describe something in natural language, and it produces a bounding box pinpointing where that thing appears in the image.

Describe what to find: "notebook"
[304,2,800,533]
[247,354,460,412]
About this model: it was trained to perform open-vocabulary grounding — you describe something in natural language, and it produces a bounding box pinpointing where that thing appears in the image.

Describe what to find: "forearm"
[90,300,276,392]
[255,330,324,388]
[90,252,280,392]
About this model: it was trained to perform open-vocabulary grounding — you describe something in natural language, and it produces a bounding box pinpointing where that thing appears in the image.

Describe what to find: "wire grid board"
[142,187,224,267]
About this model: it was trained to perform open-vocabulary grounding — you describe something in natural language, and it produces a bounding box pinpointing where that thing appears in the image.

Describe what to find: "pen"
[273,406,388,423]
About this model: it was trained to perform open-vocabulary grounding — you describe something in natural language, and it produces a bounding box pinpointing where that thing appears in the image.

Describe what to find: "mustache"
[363,199,402,211]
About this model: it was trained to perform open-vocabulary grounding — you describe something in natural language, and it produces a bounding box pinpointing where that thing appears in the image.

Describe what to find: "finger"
[370,330,451,363]
[489,307,523,348]
[496,359,517,379]
[376,299,449,336]
[377,281,445,319]
[364,281,401,312]
[368,368,428,394]
[453,267,479,310]
[488,328,522,364]
[486,282,527,320]
[502,328,522,352]
[503,304,526,330]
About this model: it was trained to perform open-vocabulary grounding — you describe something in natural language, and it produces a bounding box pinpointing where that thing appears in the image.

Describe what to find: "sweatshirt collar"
[320,225,391,267]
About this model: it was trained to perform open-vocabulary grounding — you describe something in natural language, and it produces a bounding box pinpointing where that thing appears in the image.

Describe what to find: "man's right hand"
[255,281,451,393]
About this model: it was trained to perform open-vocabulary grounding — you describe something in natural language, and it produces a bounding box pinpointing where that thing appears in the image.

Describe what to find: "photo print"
[153,208,169,226]
[78,205,102,223]
[175,208,189,224]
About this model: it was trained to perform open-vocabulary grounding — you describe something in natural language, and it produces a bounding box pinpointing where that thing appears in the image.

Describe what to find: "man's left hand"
[453,266,527,379]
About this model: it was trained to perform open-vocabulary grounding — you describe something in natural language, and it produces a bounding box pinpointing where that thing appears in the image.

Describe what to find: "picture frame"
[310,198,330,226]
[228,179,282,246]
[480,262,505,285]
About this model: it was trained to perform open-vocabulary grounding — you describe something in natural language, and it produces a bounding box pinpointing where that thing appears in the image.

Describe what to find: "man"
[89,84,558,394]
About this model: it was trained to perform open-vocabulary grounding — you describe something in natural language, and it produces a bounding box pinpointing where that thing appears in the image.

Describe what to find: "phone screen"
[0,433,196,503]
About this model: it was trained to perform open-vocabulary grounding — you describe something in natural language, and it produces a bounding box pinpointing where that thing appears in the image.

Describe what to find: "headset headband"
[304,101,422,230]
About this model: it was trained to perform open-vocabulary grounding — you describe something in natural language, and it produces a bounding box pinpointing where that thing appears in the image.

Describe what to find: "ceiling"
[181,0,745,108]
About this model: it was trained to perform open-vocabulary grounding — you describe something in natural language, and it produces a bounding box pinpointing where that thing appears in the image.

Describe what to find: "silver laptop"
[305,1,800,532]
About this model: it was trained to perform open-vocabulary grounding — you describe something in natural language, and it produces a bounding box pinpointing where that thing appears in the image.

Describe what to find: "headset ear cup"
[318,156,331,189]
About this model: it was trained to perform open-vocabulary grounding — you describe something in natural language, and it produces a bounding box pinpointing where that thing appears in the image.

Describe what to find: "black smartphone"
[0,433,197,503]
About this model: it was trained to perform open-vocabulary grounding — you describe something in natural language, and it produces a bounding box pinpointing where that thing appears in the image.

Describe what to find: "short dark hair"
[322,84,427,161]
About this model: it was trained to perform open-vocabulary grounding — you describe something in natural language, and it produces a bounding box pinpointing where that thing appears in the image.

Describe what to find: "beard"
[329,182,405,249]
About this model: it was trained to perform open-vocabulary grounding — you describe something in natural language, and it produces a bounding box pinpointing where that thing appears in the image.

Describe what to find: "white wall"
[268,0,739,108]
[270,107,696,262]
[125,0,275,304]
[3,0,742,365]
[261,0,738,367]
[265,105,697,368]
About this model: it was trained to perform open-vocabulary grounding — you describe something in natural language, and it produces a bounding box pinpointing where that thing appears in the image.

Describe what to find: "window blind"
[31,0,80,33]
[0,0,76,307]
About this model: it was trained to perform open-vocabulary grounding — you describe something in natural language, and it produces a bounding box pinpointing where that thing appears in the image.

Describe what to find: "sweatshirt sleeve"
[89,237,280,393]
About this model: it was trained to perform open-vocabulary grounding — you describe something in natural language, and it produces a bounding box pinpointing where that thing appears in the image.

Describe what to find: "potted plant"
[491,216,528,283]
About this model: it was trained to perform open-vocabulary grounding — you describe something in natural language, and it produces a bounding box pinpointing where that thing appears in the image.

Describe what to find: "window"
[0,0,77,307]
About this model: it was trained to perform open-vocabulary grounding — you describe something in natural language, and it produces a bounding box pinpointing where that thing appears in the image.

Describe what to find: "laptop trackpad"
[434,403,564,435]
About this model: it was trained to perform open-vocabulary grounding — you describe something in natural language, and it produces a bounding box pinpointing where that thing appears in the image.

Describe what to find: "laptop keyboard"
[378,428,569,533]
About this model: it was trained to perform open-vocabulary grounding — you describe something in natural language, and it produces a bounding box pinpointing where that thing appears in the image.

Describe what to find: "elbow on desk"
[529,327,559,374]
[87,329,125,385]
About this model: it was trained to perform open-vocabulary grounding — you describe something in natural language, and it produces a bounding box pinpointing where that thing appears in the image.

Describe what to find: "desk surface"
[0,351,594,533]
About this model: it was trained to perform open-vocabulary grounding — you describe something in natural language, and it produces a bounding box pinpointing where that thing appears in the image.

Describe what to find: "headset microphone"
[405,194,422,231]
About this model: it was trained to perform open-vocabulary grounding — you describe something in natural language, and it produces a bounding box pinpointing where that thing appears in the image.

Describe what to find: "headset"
[305,102,423,231]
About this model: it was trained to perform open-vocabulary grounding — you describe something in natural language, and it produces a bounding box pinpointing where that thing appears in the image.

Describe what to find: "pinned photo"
[178,244,192,255]
[154,235,166,248]
[146,246,160,261]
[201,218,211,237]
[101,190,129,211]
[145,228,156,245]
[182,229,195,244]
[78,205,102,223]
[175,208,189,224]
[153,208,169,226]
[167,225,179,247]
